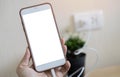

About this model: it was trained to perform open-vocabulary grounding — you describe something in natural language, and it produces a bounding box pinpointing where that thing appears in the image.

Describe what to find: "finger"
[63,45,67,56]
[30,64,34,68]
[19,48,31,66]
[60,61,71,75]
[61,38,65,45]
[61,38,67,55]
[39,70,51,77]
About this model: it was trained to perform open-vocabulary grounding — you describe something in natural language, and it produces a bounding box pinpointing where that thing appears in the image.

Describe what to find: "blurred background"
[0,0,120,77]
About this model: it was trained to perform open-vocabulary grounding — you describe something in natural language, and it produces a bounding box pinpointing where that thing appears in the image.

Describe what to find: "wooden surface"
[88,66,120,77]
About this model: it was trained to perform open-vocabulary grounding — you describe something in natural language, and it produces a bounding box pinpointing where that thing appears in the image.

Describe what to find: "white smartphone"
[19,3,66,72]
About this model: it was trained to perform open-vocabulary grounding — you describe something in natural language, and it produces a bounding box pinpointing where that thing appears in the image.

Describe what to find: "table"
[88,66,120,77]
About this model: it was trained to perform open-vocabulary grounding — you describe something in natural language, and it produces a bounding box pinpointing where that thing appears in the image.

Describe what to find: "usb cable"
[51,69,56,77]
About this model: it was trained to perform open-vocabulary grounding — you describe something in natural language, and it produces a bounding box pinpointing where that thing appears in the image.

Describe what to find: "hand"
[16,39,71,77]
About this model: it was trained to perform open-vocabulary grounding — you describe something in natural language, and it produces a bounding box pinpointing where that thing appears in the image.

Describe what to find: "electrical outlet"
[73,10,104,32]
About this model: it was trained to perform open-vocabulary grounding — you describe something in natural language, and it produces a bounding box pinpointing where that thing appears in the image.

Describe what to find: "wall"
[0,0,120,77]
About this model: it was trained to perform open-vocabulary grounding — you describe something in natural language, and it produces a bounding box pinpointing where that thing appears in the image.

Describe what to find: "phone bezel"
[19,3,66,72]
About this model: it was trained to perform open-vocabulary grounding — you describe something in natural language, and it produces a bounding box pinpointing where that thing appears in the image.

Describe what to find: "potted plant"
[65,36,86,77]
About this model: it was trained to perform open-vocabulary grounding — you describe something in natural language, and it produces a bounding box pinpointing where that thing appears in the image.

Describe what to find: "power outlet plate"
[73,10,104,32]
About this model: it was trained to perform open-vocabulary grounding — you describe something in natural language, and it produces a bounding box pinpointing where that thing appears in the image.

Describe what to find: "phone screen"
[21,4,65,67]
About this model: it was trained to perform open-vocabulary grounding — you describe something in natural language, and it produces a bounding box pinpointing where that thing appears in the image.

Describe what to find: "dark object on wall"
[67,53,86,77]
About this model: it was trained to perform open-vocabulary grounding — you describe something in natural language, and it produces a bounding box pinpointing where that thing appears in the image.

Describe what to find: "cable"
[74,21,92,55]
[84,47,99,77]
[72,19,99,77]
[70,47,99,77]
[68,67,85,77]
[77,67,85,77]
[51,69,56,77]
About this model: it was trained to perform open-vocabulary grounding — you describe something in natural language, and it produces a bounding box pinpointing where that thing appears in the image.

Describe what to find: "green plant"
[65,36,85,53]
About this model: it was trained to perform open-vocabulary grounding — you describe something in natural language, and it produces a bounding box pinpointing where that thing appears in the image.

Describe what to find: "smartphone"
[19,3,66,72]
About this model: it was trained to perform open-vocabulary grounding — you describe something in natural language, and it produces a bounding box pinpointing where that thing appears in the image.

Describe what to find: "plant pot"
[67,53,86,77]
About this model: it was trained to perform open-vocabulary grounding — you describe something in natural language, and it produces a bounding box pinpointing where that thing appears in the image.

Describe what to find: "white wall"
[0,0,120,77]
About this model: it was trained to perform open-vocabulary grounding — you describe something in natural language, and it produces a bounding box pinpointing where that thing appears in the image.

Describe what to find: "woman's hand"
[16,39,71,77]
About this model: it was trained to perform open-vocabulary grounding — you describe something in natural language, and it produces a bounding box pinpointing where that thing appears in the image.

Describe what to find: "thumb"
[20,48,30,66]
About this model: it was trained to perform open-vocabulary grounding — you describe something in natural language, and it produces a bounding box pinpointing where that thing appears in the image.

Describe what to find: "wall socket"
[73,10,104,32]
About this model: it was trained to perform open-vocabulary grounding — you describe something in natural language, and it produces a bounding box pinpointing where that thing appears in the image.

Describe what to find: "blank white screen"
[22,8,64,66]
